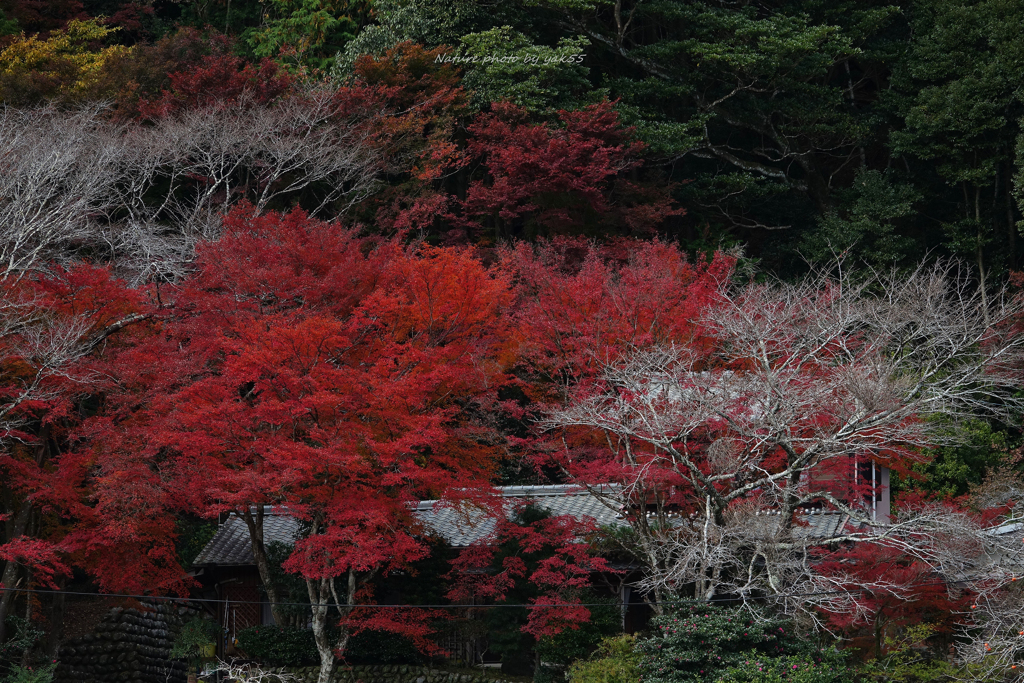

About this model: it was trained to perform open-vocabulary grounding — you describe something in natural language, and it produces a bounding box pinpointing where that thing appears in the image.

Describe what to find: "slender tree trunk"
[310,578,337,683]
[975,185,990,326]
[0,502,32,644]
[993,168,1001,268]
[843,60,867,169]
[240,507,286,625]
[45,579,66,659]
[310,569,357,683]
[19,569,32,668]
[697,496,714,601]
[1007,167,1016,266]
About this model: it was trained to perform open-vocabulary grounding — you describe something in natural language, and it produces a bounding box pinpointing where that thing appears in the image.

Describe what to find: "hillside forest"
[4,1,1024,683]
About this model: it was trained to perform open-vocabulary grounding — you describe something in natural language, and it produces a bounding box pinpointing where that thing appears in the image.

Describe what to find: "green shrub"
[636,605,851,683]
[537,598,623,668]
[236,625,424,666]
[568,635,642,683]
[171,617,218,670]
[237,626,318,667]
[345,629,425,665]
[0,616,43,675]
[2,662,56,683]
[0,619,53,683]
[714,654,850,683]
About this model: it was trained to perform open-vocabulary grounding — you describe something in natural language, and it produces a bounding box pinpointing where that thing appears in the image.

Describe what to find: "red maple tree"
[446,504,613,640]
[350,42,469,237]
[504,237,734,389]
[458,102,684,240]
[92,204,514,681]
[0,264,185,643]
[136,52,294,119]
[813,537,971,657]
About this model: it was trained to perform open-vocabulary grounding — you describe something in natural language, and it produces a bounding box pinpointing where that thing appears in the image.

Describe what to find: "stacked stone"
[281,665,514,683]
[54,602,200,683]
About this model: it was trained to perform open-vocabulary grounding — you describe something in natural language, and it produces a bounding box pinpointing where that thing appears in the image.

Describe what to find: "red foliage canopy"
[459,102,684,238]
[506,237,734,393]
[446,504,613,639]
[89,204,514,651]
[137,53,294,118]
[1,264,186,596]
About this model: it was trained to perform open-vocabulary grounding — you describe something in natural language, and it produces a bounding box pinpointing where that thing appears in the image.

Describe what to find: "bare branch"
[545,260,1024,615]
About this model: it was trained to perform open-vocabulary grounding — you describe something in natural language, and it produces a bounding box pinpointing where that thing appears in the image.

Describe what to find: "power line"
[0,575,997,610]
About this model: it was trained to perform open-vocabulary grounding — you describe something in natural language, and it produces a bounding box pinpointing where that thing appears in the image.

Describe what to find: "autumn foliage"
[504,237,734,385]
[98,204,509,531]
[60,205,516,672]
[460,102,683,238]
[136,52,294,118]
[0,197,743,660]
[0,264,185,598]
[2,18,1024,676]
[1,193,1022,678]
[447,506,613,638]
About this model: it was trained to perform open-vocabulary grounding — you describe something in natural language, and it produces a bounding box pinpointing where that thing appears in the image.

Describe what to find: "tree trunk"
[45,580,66,659]
[1007,167,1016,266]
[975,185,990,326]
[843,60,867,169]
[310,579,336,683]
[240,507,287,625]
[0,502,32,645]
[309,570,357,683]
[20,569,32,668]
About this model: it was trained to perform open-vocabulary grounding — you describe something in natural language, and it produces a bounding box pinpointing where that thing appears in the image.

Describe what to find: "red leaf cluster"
[446,505,613,638]
[137,53,294,118]
[0,264,187,595]
[459,102,684,237]
[92,205,512,593]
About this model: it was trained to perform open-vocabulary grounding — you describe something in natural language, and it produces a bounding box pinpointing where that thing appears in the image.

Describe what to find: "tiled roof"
[192,513,301,567]
[193,486,620,566]
[413,484,623,548]
[192,486,853,567]
[981,518,1024,567]
[793,511,850,540]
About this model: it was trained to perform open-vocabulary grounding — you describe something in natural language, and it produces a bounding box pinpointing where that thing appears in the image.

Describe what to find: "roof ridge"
[497,484,589,496]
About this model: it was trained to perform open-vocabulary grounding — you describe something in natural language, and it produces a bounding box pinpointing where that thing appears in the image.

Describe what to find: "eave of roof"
[193,485,620,567]
[192,485,857,567]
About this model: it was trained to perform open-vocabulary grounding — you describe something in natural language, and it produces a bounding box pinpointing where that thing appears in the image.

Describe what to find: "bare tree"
[1,90,386,285]
[0,106,125,277]
[114,88,384,241]
[938,469,1024,682]
[544,261,1024,618]
[950,539,1024,683]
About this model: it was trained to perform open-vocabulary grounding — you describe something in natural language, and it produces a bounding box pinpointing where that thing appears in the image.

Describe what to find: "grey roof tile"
[192,487,851,566]
[414,484,623,548]
[192,514,300,566]
[792,511,850,540]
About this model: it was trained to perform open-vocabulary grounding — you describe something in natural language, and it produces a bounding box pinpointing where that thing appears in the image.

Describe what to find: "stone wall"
[53,602,200,683]
[52,606,516,683]
[277,665,515,683]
